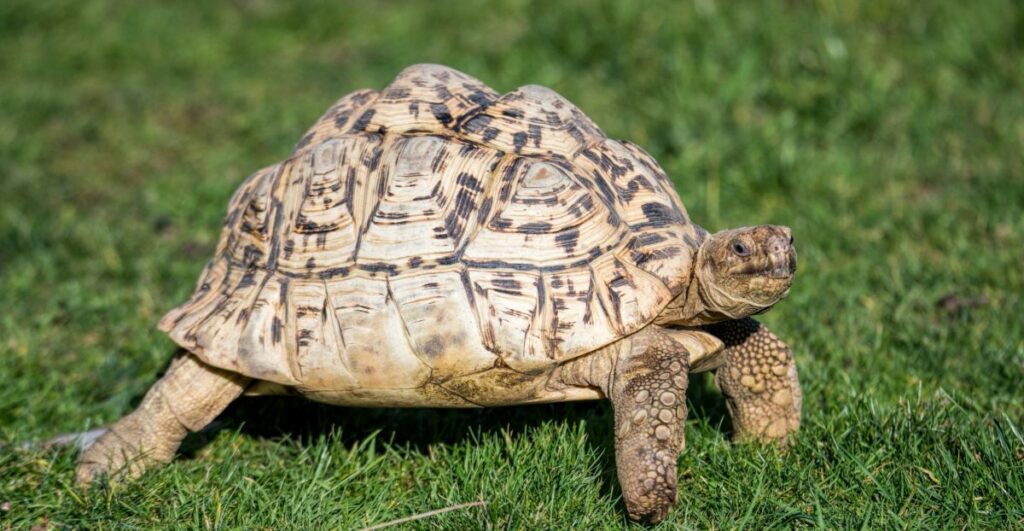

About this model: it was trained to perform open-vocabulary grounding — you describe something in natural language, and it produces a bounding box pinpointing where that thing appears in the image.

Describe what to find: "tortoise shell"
[158,64,705,404]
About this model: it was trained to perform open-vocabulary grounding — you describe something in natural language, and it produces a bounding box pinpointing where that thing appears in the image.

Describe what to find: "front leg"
[608,326,690,523]
[705,318,801,442]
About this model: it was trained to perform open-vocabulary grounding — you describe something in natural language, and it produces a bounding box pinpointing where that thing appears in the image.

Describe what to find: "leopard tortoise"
[76,64,801,523]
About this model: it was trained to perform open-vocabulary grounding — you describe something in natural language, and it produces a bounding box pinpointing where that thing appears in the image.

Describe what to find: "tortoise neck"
[654,246,702,325]
[655,243,731,326]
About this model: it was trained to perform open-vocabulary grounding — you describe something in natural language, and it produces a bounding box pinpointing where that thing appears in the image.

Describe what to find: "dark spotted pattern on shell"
[159,64,703,404]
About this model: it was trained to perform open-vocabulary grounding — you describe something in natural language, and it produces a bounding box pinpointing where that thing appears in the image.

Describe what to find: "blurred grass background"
[1,0,1022,528]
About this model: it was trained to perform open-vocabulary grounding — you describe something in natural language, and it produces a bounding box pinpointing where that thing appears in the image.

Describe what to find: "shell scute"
[278,134,383,275]
[355,134,503,270]
[573,139,702,292]
[388,272,498,379]
[458,84,603,157]
[361,64,499,135]
[463,159,624,268]
[465,268,541,370]
[324,275,432,389]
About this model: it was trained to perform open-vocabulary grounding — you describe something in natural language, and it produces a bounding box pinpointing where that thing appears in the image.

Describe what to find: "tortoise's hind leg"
[706,318,801,442]
[76,353,248,485]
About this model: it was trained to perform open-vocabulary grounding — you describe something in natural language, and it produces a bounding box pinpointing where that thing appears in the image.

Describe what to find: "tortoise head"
[658,225,796,325]
[696,224,796,319]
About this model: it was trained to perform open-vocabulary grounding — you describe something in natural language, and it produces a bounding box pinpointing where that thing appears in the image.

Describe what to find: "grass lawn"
[2,0,1023,528]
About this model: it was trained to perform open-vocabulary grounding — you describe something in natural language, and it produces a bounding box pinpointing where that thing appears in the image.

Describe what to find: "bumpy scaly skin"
[706,318,801,442]
[75,354,247,484]
[608,327,690,524]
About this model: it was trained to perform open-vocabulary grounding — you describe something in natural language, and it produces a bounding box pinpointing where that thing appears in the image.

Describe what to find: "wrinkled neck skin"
[654,245,770,326]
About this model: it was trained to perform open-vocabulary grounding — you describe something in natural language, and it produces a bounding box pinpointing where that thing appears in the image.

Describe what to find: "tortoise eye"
[730,240,750,257]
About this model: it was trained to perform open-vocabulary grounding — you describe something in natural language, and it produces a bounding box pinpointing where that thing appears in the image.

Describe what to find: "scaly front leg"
[608,326,690,524]
[705,318,801,442]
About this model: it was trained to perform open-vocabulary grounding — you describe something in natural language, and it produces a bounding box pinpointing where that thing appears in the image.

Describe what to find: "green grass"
[2,0,1023,528]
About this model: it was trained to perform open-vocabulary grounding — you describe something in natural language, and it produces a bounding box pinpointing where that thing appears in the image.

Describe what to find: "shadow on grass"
[172,364,733,508]
[184,396,626,499]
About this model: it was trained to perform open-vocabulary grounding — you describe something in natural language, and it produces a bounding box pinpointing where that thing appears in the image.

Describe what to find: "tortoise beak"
[766,229,796,279]
[768,251,796,278]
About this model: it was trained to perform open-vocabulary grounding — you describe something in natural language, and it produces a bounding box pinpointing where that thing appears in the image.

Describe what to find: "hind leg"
[76,353,247,485]
[706,318,801,442]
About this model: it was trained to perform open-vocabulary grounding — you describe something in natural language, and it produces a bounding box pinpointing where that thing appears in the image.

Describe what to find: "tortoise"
[76,64,801,523]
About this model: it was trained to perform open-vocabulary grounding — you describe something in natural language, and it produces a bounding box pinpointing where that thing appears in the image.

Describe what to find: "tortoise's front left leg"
[76,353,248,485]
[705,318,801,442]
[606,326,690,524]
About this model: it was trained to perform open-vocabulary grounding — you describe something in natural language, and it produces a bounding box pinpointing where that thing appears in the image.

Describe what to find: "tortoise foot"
[75,413,178,485]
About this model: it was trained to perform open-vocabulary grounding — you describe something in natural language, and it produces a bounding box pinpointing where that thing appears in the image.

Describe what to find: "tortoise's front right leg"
[76,353,248,485]
[705,318,801,442]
